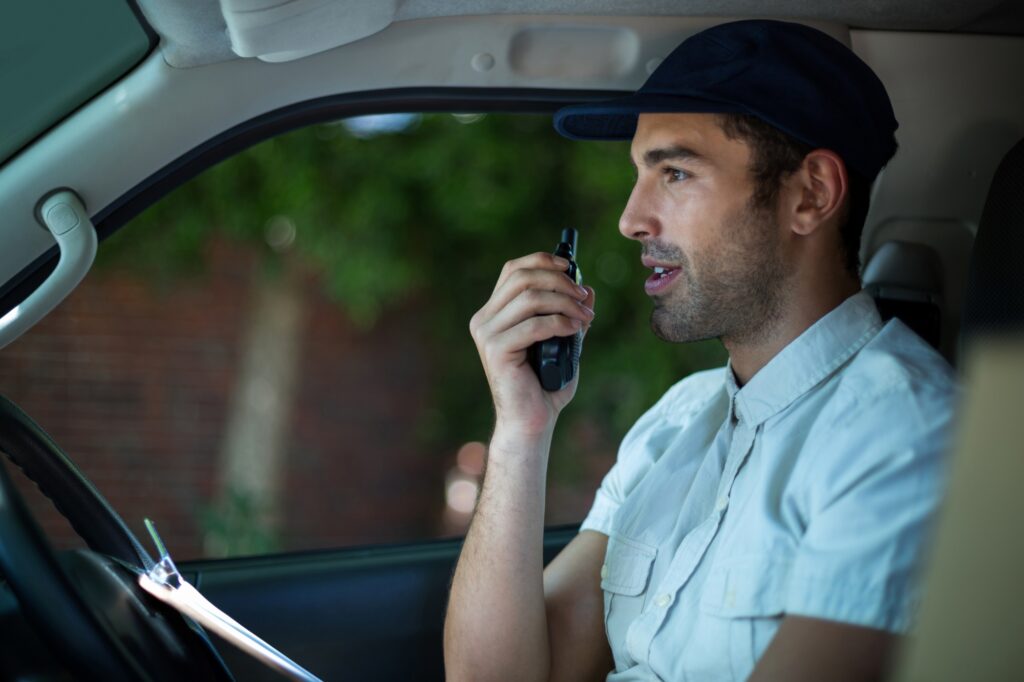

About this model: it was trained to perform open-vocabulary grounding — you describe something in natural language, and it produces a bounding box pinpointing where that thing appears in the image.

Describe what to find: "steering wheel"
[0,395,233,681]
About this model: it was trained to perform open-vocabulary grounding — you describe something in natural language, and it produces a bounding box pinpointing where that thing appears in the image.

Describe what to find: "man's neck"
[724,280,861,387]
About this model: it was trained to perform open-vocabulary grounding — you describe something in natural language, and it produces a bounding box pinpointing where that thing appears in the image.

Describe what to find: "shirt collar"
[724,290,883,426]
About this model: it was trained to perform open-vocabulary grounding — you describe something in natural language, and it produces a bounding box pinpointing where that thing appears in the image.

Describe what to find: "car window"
[0,0,152,165]
[0,112,726,561]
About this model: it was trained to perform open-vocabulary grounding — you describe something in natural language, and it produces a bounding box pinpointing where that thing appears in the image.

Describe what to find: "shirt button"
[654,593,672,608]
[715,495,729,512]
[600,564,608,579]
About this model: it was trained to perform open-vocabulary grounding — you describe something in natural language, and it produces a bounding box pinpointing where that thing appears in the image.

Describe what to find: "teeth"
[653,267,668,274]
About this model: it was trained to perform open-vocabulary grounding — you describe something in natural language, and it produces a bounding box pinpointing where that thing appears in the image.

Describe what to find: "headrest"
[863,240,944,349]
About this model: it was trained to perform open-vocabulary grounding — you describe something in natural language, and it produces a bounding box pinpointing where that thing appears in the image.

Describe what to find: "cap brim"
[554,93,748,140]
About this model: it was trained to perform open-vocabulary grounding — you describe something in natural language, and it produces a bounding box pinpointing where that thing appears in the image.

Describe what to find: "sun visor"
[220,0,400,62]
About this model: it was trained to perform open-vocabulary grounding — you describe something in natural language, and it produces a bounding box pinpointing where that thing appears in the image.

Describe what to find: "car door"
[180,526,579,680]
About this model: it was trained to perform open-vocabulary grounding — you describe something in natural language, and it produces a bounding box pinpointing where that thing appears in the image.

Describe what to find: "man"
[444,19,956,682]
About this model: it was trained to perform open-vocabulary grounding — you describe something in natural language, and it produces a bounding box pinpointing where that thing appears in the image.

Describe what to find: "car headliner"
[145,0,1024,67]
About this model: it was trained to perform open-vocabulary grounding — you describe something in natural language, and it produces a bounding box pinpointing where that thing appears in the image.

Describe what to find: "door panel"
[180,525,579,681]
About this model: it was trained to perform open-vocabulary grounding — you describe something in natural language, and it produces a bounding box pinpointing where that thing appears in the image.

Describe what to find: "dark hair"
[715,113,872,278]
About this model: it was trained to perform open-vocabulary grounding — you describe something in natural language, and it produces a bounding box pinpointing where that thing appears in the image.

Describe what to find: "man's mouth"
[645,266,681,295]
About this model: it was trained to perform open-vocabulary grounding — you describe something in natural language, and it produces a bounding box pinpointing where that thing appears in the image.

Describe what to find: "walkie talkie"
[529,228,583,392]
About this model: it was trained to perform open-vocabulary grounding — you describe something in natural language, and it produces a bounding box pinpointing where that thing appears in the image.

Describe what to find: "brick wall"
[0,239,445,560]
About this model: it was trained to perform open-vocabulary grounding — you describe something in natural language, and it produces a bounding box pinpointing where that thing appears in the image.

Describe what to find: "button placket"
[639,418,759,658]
[714,420,756,516]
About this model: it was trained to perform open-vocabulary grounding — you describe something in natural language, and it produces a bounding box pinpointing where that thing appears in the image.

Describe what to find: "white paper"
[138,571,323,681]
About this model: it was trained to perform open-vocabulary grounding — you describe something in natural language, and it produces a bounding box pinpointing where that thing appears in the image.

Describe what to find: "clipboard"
[137,519,323,682]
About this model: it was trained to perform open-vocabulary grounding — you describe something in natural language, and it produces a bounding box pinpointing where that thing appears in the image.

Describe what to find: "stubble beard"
[648,200,788,346]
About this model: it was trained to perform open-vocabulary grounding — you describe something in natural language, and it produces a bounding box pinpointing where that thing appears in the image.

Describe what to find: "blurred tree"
[99,113,726,547]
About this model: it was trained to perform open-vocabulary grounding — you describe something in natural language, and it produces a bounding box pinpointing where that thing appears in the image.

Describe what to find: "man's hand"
[469,252,595,438]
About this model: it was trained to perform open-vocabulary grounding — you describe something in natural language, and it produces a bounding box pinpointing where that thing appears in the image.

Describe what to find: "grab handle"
[0,190,97,350]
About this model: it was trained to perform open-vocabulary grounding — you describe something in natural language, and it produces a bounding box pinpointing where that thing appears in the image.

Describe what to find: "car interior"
[1,1,1023,680]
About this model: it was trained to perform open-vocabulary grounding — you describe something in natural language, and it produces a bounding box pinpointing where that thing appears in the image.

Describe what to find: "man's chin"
[650,307,716,344]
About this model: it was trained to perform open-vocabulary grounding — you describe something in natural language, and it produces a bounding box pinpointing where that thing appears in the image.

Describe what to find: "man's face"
[621,112,788,345]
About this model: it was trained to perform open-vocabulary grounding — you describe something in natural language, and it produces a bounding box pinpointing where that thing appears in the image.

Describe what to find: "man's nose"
[618,182,660,241]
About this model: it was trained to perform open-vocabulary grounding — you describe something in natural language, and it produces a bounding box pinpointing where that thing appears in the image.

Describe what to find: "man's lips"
[644,264,681,295]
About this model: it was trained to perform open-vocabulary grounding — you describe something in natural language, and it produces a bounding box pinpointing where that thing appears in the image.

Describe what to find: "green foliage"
[100,113,726,480]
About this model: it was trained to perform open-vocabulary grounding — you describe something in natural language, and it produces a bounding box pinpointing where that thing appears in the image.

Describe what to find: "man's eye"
[664,167,689,182]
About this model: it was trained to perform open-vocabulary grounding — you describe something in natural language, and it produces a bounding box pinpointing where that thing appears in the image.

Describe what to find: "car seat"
[893,135,1024,681]
[959,136,1024,353]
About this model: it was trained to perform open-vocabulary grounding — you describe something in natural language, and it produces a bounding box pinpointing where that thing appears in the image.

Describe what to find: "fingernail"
[553,256,570,268]
[577,285,588,296]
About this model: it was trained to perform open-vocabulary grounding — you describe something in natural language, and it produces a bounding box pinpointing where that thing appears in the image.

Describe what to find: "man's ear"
[784,149,848,236]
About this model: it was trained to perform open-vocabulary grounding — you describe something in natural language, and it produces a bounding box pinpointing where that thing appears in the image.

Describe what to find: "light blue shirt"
[580,291,958,681]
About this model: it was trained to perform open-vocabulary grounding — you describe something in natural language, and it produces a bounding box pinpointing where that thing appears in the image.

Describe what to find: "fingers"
[485,265,587,324]
[495,252,572,292]
[485,288,594,337]
[469,253,595,369]
[580,286,596,337]
[579,285,595,314]
[484,314,585,361]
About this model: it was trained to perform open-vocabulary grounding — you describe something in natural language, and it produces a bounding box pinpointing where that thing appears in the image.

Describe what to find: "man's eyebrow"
[630,145,709,169]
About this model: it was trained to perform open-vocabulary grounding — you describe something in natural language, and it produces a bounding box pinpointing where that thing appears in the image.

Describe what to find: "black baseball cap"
[553,19,898,181]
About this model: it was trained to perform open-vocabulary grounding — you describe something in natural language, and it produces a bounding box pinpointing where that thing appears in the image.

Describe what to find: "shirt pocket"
[601,533,657,668]
[699,559,789,681]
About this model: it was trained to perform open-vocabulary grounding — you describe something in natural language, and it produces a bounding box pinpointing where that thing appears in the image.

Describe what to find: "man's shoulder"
[781,319,958,528]
[821,318,958,436]
[842,318,957,399]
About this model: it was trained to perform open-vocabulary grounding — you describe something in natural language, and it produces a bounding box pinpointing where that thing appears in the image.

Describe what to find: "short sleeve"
[579,368,725,536]
[578,398,667,536]
[784,384,957,632]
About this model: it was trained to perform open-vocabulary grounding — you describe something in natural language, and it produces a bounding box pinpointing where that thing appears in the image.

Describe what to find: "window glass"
[1,113,725,560]
[0,0,152,165]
